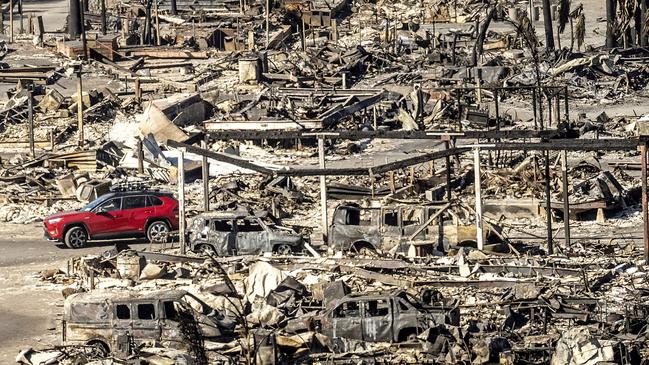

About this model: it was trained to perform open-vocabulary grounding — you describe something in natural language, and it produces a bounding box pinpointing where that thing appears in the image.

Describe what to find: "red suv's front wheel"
[64,226,88,249]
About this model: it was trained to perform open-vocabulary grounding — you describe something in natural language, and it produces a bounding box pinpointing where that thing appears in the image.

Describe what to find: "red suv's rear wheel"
[64,226,88,249]
[147,221,170,242]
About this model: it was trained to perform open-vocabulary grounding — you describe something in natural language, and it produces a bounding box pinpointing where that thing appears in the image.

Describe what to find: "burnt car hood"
[269,231,302,243]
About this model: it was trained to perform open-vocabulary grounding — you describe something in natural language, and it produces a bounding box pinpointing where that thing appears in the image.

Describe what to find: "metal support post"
[202,137,210,212]
[178,148,186,254]
[562,150,570,247]
[27,83,34,157]
[545,151,553,254]
[137,138,144,174]
[642,143,649,263]
[318,136,328,243]
[474,148,484,250]
[76,66,84,147]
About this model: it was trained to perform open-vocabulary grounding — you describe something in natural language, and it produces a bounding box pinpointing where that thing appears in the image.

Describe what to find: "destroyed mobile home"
[5,0,649,364]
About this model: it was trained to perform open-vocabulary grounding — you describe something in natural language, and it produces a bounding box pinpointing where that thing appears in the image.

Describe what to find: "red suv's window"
[148,196,163,206]
[123,196,148,210]
[98,198,122,212]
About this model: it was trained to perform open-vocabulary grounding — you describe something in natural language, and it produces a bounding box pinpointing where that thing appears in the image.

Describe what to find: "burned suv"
[188,211,303,256]
[63,289,235,356]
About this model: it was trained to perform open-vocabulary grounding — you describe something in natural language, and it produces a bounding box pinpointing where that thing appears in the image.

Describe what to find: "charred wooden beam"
[488,140,638,151]
[167,140,275,175]
[207,129,561,141]
[168,140,469,177]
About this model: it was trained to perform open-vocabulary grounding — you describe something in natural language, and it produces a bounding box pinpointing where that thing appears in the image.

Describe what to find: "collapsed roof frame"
[170,134,649,263]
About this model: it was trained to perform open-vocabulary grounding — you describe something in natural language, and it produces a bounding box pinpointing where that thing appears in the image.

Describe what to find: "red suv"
[43,191,179,248]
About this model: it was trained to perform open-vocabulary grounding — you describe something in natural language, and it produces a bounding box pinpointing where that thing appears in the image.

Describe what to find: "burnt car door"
[160,300,183,346]
[111,302,133,355]
[379,208,402,250]
[326,300,362,340]
[329,206,379,251]
[400,207,426,240]
[131,301,162,345]
[208,219,235,255]
[361,298,393,342]
[234,218,269,254]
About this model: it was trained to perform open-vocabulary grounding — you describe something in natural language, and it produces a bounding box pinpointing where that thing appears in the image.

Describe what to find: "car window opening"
[149,196,164,206]
[163,301,179,321]
[98,198,121,212]
[213,220,233,232]
[237,219,264,232]
[116,304,131,320]
[334,301,360,318]
[124,196,148,210]
[137,303,156,320]
[365,299,390,317]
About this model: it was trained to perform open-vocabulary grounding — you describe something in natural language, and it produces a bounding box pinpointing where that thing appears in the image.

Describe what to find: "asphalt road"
[0,223,151,362]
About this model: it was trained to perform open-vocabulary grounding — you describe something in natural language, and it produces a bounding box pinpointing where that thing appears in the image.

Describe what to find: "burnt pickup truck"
[329,203,500,255]
[188,211,303,256]
[291,290,459,343]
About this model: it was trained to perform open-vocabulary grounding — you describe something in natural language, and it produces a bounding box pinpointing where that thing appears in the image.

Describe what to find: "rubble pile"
[4,0,649,364]
[26,244,649,364]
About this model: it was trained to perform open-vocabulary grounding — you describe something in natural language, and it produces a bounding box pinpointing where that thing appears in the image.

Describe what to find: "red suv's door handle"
[144,210,152,214]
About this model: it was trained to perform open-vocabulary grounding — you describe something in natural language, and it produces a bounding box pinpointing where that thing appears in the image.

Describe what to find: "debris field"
[3,0,649,364]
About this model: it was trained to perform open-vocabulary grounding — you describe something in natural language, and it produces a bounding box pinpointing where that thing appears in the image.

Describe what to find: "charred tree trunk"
[471,6,495,66]
[68,0,81,38]
[641,0,647,47]
[542,0,555,50]
[606,0,617,48]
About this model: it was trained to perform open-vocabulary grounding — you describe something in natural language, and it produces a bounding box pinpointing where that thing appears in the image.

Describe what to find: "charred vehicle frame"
[188,211,304,256]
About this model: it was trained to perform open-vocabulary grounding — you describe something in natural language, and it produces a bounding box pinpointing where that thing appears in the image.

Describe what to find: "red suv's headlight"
[47,217,64,225]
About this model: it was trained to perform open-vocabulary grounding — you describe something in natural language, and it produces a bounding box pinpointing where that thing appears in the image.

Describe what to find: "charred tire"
[64,226,88,249]
[350,242,377,256]
[399,328,419,342]
[147,221,170,243]
[274,244,292,256]
[86,340,109,357]
[199,244,217,256]
[457,240,477,248]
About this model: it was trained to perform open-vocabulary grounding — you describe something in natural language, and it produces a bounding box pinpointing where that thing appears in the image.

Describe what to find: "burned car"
[291,290,459,344]
[63,289,236,356]
[188,211,303,256]
[329,203,500,255]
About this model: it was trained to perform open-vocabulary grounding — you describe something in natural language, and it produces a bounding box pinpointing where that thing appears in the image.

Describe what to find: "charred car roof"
[193,209,270,220]
[66,289,188,303]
